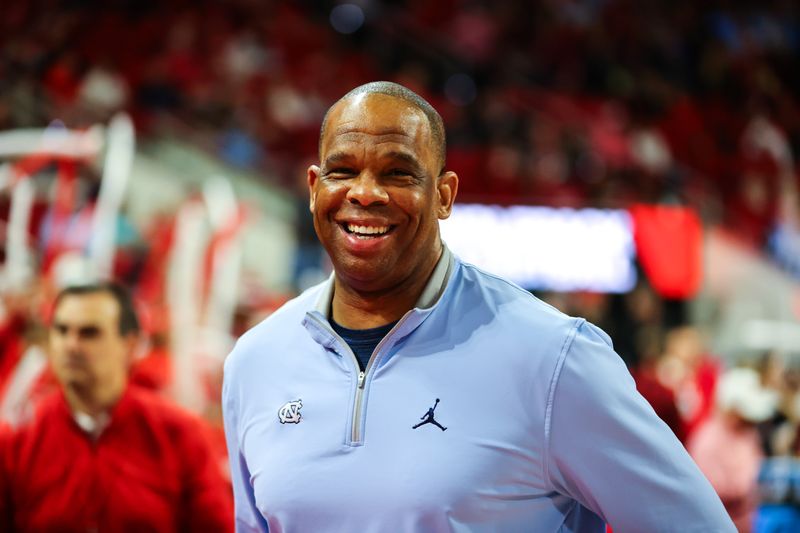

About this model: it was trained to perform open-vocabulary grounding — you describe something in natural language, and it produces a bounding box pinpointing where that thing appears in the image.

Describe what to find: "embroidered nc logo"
[278,399,303,424]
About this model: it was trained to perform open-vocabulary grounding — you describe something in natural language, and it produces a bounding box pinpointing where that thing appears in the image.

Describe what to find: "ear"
[307,165,321,212]
[123,333,141,369]
[435,171,458,219]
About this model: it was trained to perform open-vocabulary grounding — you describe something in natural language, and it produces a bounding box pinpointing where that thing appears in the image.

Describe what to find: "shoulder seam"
[459,260,532,296]
[542,317,585,489]
[457,260,566,316]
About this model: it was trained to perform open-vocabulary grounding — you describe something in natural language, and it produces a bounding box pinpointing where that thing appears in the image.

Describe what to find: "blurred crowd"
[549,285,800,532]
[2,0,799,248]
[1,0,800,531]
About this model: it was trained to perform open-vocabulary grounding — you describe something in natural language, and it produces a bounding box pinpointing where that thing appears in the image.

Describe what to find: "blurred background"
[1,0,799,530]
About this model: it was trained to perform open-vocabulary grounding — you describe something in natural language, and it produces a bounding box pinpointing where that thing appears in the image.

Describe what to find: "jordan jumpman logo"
[412,398,447,431]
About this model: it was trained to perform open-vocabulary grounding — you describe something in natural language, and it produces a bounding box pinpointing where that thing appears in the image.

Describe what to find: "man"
[222,82,735,532]
[0,282,233,532]
[689,367,777,532]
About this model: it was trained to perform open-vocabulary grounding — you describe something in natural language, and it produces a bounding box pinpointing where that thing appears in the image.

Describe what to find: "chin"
[335,251,389,272]
[336,260,395,288]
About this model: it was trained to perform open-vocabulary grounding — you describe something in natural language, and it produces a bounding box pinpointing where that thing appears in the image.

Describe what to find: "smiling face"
[308,93,457,294]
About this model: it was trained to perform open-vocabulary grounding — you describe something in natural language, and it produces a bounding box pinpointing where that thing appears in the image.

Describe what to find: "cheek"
[95,346,128,376]
[314,181,348,211]
[311,194,338,233]
[83,341,107,364]
[49,342,70,367]
[48,351,65,373]
[393,189,426,214]
[401,191,437,227]
[49,338,64,356]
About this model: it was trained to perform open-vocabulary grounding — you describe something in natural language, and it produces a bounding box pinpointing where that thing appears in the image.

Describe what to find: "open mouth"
[341,223,394,240]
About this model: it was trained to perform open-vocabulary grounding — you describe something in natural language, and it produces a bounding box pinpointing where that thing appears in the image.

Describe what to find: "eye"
[384,168,422,185]
[387,168,412,177]
[325,167,357,179]
[79,326,101,340]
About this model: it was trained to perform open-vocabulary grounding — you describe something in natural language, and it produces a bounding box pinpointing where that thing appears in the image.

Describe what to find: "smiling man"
[222,82,734,532]
[308,85,456,332]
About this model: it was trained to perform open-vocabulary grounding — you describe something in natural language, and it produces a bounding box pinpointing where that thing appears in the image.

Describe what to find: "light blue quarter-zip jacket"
[222,248,734,533]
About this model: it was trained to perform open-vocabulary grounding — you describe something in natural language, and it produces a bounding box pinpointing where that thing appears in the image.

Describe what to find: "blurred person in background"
[631,326,687,443]
[755,354,800,532]
[0,282,233,533]
[755,352,798,458]
[657,325,722,438]
[0,279,51,426]
[689,366,779,532]
[222,81,733,532]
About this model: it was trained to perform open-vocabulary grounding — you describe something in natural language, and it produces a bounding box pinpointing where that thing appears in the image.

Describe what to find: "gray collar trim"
[415,245,453,310]
[313,244,454,316]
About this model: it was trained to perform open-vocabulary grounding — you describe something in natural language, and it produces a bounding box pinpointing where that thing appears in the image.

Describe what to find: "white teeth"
[347,224,389,235]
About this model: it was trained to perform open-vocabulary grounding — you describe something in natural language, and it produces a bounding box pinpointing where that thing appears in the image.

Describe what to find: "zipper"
[309,313,411,445]
[348,316,410,443]
[351,371,366,442]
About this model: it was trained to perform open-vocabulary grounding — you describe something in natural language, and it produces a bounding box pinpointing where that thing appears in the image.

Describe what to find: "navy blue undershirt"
[330,319,398,371]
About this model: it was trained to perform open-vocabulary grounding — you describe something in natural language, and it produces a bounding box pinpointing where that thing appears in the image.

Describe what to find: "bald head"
[320,82,446,173]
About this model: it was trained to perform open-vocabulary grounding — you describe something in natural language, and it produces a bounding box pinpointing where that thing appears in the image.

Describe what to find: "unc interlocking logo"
[278,399,303,424]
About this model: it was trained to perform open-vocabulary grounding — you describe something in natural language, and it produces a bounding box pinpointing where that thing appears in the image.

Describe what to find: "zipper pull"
[358,371,366,389]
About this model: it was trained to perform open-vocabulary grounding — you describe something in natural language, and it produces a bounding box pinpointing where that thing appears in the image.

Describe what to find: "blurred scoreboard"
[440,204,636,293]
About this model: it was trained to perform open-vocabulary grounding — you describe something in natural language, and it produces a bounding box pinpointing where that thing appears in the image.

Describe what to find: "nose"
[62,330,81,352]
[346,171,389,207]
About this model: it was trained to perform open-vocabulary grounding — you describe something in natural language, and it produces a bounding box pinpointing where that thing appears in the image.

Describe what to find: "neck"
[64,381,125,418]
[332,246,442,329]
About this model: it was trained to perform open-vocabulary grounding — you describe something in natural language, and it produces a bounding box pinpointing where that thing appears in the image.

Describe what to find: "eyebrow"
[52,322,101,334]
[322,151,426,175]
[322,152,354,168]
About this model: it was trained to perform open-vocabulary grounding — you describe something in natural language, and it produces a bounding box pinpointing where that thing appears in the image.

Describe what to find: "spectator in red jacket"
[0,282,233,533]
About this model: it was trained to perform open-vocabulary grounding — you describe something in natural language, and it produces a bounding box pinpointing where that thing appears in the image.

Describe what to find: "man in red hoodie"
[0,282,233,533]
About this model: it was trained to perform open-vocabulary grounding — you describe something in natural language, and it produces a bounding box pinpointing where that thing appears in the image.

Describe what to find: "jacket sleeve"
[222,360,270,533]
[544,320,736,532]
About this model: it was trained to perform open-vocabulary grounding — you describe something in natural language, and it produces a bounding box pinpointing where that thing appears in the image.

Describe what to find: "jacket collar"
[312,244,454,317]
[303,245,455,353]
[57,384,136,440]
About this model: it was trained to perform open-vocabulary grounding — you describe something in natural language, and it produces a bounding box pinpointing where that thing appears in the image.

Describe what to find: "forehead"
[54,292,120,326]
[321,94,435,162]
